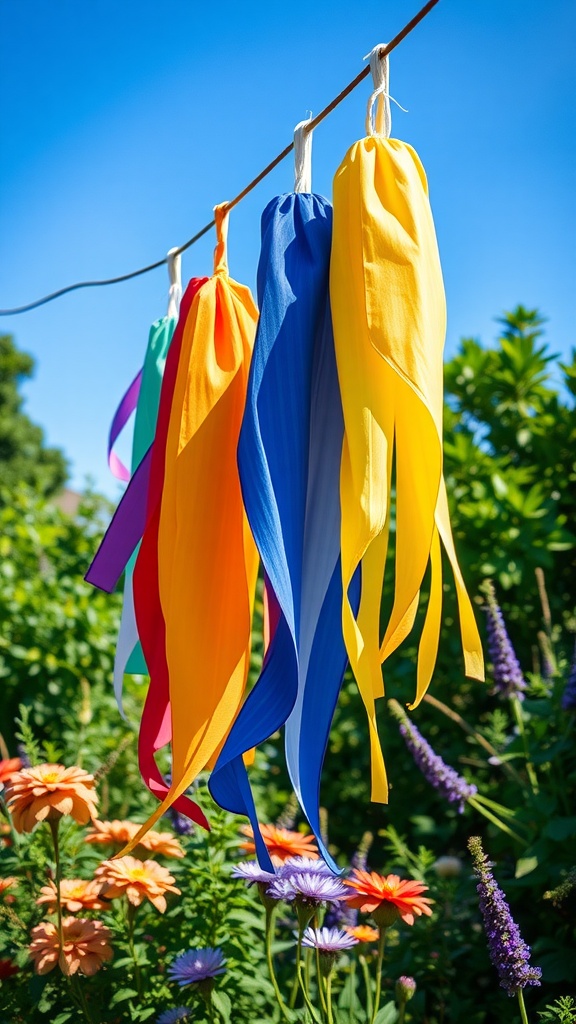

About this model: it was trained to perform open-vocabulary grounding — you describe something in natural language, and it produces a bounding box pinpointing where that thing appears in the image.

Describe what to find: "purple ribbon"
[85,444,153,593]
[108,369,143,481]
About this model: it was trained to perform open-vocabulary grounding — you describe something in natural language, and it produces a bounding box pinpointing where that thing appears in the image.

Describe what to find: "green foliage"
[0,336,68,499]
[538,996,576,1023]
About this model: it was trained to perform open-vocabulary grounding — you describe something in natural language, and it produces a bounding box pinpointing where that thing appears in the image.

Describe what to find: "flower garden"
[0,311,575,1024]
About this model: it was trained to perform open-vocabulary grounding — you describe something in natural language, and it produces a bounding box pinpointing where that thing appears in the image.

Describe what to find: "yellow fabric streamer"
[330,137,484,803]
[119,205,259,853]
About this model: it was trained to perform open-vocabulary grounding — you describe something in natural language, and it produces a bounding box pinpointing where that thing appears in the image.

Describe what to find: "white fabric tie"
[365,43,392,138]
[294,115,313,193]
[166,247,182,319]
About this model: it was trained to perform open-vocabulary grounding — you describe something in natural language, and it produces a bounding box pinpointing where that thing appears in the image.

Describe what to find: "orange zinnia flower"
[344,924,380,943]
[0,877,17,896]
[37,879,107,913]
[344,870,433,928]
[29,917,113,976]
[239,824,319,866]
[139,830,184,859]
[0,757,23,787]
[94,856,181,913]
[85,820,139,847]
[85,820,184,859]
[4,764,98,834]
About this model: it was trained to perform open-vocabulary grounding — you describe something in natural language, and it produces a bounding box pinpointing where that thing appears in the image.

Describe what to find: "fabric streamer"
[118,204,259,854]
[329,46,484,805]
[113,316,177,715]
[209,189,358,871]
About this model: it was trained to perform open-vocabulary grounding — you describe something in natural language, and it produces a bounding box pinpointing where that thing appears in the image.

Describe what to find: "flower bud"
[395,975,417,1003]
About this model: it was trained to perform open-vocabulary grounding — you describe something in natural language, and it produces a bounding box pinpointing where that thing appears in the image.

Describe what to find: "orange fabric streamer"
[119,205,259,852]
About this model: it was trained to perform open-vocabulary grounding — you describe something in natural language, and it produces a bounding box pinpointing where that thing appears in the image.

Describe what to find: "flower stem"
[265,905,291,1022]
[48,819,64,959]
[296,926,322,1023]
[325,973,334,1024]
[359,954,373,1022]
[370,929,386,1024]
[73,976,95,1024]
[347,958,356,1024]
[126,902,143,1002]
[517,989,530,1024]
[511,697,539,796]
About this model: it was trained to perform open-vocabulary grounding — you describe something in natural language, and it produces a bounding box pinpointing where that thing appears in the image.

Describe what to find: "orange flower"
[0,757,23,787]
[344,870,433,927]
[85,820,184,859]
[344,924,380,943]
[85,819,139,847]
[139,830,184,858]
[0,877,18,895]
[4,764,98,834]
[37,879,107,913]
[29,916,113,976]
[239,824,319,866]
[94,856,181,913]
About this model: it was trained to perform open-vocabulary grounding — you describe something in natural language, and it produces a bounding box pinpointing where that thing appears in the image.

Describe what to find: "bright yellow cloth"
[330,137,484,803]
[122,206,259,849]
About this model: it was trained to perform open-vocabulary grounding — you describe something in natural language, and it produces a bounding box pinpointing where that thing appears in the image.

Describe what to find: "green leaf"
[374,1003,399,1024]
[544,817,576,841]
[515,856,538,878]
[109,987,139,1005]
[212,989,232,1022]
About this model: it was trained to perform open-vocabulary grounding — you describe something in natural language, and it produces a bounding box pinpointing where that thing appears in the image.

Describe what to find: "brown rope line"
[0,0,440,316]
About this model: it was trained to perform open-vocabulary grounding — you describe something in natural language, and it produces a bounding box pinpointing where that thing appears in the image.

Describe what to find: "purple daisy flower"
[483,583,527,700]
[231,861,276,885]
[156,1009,191,1024]
[288,872,349,905]
[267,876,298,902]
[167,948,226,987]
[389,699,477,813]
[468,837,541,996]
[302,927,358,953]
[279,856,335,877]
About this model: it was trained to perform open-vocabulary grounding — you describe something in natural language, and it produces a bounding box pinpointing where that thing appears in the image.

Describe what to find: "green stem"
[325,972,334,1024]
[370,929,386,1024]
[265,905,291,1022]
[398,1003,406,1024]
[347,959,357,1024]
[74,977,95,1024]
[359,955,373,1022]
[511,696,539,796]
[48,819,64,959]
[312,912,327,1017]
[126,902,143,1002]
[517,989,530,1024]
[296,926,322,1023]
[468,796,526,844]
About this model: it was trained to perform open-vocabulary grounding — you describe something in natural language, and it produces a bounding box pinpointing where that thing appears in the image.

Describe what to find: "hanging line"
[0,0,440,317]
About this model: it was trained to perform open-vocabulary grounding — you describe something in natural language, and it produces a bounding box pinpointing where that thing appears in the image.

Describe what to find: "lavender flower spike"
[482,581,527,700]
[388,699,477,813]
[468,836,541,996]
[561,641,576,711]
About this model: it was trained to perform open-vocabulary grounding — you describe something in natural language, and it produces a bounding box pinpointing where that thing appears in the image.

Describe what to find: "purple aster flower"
[561,642,576,711]
[278,856,334,877]
[156,1009,191,1024]
[324,899,358,930]
[302,926,358,953]
[167,948,226,987]
[169,808,195,836]
[389,699,477,813]
[468,837,541,996]
[231,861,276,885]
[283,871,349,906]
[483,583,527,700]
[267,877,298,902]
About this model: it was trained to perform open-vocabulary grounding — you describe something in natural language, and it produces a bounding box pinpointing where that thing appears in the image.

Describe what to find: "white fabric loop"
[166,247,182,319]
[364,43,391,139]
[294,114,313,193]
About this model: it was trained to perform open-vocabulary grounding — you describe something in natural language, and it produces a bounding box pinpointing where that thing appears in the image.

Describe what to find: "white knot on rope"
[294,113,313,194]
[364,43,392,138]
[166,246,182,319]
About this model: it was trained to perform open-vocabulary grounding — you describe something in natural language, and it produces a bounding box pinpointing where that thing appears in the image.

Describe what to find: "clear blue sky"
[1,0,574,497]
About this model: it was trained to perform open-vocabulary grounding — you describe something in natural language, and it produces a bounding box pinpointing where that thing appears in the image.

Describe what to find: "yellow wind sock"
[119,205,259,853]
[330,136,484,803]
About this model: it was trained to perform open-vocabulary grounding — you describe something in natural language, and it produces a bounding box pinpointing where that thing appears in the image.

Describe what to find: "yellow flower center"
[42,773,60,784]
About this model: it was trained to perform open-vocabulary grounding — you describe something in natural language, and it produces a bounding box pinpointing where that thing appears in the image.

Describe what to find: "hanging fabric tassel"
[118,204,259,854]
[107,248,184,715]
[209,122,359,871]
[330,45,484,804]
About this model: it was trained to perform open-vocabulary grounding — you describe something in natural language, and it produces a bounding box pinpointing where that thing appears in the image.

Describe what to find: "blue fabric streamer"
[209,193,358,871]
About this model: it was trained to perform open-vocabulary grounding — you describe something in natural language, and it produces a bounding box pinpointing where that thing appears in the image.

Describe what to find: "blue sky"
[1,0,574,497]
